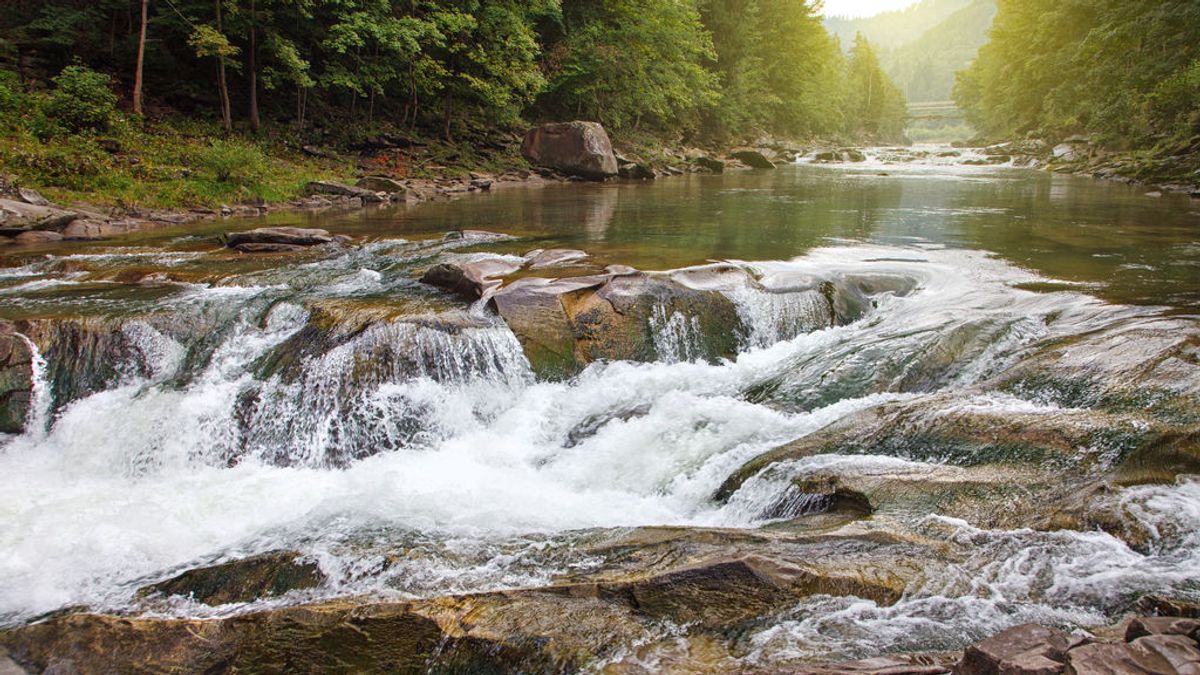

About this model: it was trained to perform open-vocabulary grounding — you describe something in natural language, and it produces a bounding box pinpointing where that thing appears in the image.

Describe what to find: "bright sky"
[822,0,921,18]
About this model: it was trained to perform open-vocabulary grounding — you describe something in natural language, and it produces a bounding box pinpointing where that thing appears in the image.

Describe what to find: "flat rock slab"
[526,248,589,270]
[226,227,333,248]
[730,150,776,169]
[304,180,386,203]
[956,623,1087,674]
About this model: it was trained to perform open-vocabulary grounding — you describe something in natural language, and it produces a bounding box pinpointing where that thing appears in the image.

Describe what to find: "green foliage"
[42,65,119,135]
[196,139,267,186]
[542,0,717,133]
[955,0,1200,146]
[843,34,908,142]
[883,0,997,103]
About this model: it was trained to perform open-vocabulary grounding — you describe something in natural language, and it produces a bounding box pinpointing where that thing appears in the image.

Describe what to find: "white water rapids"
[1,240,1197,662]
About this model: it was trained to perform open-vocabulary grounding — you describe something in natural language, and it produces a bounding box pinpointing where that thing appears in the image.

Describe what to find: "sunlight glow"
[822,0,922,18]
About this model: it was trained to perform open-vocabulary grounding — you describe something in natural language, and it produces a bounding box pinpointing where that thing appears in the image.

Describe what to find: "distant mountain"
[824,0,974,50]
[884,0,998,103]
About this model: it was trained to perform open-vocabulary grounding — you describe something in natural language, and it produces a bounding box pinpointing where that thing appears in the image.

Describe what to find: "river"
[1,147,1198,668]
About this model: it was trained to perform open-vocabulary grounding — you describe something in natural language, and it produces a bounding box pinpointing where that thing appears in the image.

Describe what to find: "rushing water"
[1,147,1198,663]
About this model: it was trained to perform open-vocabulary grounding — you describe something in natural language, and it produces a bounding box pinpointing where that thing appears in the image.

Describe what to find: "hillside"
[824,0,973,49]
[885,0,997,102]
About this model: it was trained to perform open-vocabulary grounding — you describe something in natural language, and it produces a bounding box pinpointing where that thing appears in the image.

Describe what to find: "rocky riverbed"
[1,149,1198,673]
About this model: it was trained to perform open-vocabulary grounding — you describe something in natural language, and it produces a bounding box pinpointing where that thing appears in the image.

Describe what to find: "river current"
[1,147,1198,665]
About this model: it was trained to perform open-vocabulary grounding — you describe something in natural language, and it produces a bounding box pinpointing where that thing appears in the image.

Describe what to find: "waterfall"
[14,334,51,440]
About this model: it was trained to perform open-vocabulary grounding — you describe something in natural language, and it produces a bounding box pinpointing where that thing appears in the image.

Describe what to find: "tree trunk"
[133,0,148,116]
[215,0,232,132]
[248,0,260,133]
[443,95,454,141]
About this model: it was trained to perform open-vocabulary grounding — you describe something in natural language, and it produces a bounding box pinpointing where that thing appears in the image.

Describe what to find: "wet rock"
[442,229,511,242]
[304,180,386,203]
[31,212,79,231]
[469,178,494,191]
[955,624,1087,674]
[139,551,324,606]
[232,242,311,254]
[0,321,34,434]
[226,227,333,248]
[13,230,62,244]
[811,655,956,674]
[492,272,744,378]
[1125,617,1200,642]
[354,175,407,197]
[420,260,522,300]
[618,162,655,180]
[521,121,619,180]
[693,156,725,173]
[1138,596,1200,619]
[0,594,644,674]
[1066,635,1200,674]
[526,248,589,270]
[730,150,776,169]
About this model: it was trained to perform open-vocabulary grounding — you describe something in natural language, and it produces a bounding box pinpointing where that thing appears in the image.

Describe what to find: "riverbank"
[959,137,1200,196]
[0,121,816,245]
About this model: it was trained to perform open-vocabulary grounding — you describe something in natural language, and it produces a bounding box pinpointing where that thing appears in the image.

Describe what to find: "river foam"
[0,244,1190,645]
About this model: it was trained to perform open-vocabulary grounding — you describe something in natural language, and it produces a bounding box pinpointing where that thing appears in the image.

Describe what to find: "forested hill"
[885,0,996,103]
[824,0,973,49]
[955,0,1200,149]
[0,0,905,146]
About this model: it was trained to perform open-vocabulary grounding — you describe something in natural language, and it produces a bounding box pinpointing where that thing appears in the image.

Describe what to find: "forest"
[0,0,904,145]
[954,0,1200,151]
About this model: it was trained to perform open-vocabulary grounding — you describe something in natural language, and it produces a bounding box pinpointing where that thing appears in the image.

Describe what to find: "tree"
[133,0,149,115]
[844,33,907,142]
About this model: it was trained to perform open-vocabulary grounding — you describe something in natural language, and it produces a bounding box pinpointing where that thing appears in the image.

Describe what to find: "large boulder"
[420,259,523,300]
[492,272,744,378]
[730,150,776,169]
[521,121,619,180]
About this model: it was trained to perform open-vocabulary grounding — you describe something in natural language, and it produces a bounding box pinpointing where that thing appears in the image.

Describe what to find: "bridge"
[906,101,965,122]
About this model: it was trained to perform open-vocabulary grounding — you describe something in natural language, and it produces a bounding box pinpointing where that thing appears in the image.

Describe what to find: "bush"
[0,70,22,115]
[0,134,112,190]
[42,65,118,134]
[195,139,267,187]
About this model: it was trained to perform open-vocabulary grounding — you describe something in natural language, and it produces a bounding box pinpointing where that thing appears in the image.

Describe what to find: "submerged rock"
[525,248,589,270]
[139,551,324,606]
[522,121,619,180]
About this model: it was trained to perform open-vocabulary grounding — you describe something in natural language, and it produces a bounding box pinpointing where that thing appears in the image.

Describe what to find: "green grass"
[0,119,357,210]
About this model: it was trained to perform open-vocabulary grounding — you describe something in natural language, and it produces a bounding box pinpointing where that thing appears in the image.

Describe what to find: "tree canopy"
[954,0,1200,147]
[1,0,908,143]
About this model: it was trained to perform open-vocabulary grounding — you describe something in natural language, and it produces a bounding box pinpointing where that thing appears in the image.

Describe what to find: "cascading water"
[2,154,1198,666]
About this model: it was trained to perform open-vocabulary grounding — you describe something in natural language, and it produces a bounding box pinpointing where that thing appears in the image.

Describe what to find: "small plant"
[0,70,23,118]
[42,65,118,135]
[367,150,408,178]
[195,139,267,186]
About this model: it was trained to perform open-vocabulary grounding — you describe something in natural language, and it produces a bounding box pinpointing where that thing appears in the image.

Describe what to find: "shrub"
[0,70,22,116]
[43,65,118,134]
[195,139,267,187]
[0,135,111,190]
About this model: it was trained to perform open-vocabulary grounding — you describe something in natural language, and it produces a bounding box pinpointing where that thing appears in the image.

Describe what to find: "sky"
[822,0,921,18]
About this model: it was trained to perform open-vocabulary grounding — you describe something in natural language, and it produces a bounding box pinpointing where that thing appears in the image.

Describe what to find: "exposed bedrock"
[0,321,34,434]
